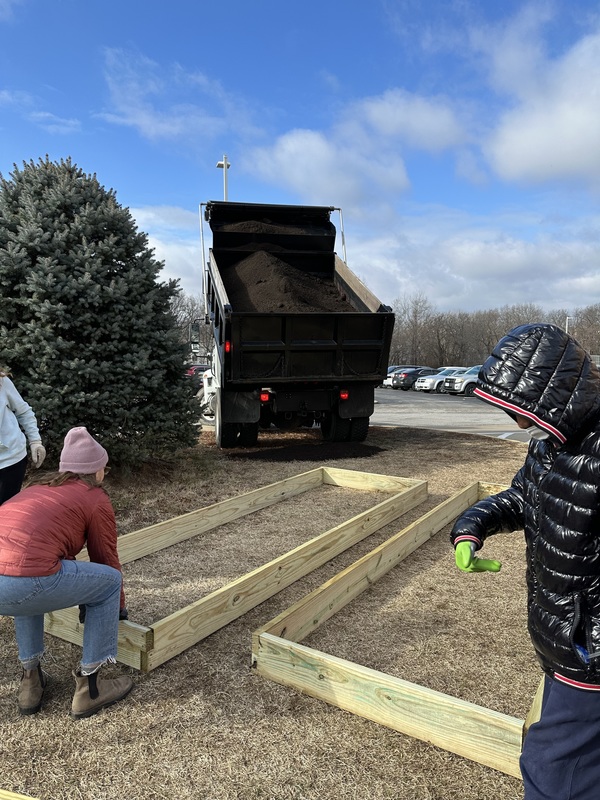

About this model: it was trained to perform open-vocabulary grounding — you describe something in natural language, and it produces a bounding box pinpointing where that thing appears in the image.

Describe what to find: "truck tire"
[320,413,351,442]
[218,423,240,448]
[238,422,259,447]
[215,394,240,448]
[349,417,369,442]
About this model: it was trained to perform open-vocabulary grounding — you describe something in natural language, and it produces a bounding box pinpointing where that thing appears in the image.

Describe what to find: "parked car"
[443,365,483,396]
[391,367,440,391]
[186,363,210,377]
[414,367,465,394]
[382,365,420,388]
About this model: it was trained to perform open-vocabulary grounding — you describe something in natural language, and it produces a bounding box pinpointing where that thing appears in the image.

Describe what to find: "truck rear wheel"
[349,417,369,442]
[218,423,240,448]
[238,422,259,447]
[215,394,240,448]
[321,413,351,442]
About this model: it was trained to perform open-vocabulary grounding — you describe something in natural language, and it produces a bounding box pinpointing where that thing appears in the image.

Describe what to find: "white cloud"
[0,88,31,106]
[243,85,466,210]
[469,7,600,184]
[100,48,260,144]
[243,129,405,209]
[355,89,466,152]
[131,205,199,232]
[28,111,80,135]
[130,205,203,296]
[148,235,203,296]
[343,207,600,313]
[243,89,468,209]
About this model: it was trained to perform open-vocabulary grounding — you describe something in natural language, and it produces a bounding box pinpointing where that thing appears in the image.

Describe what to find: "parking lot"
[373,386,530,442]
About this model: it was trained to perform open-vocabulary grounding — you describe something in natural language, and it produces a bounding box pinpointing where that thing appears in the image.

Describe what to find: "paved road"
[373,387,530,442]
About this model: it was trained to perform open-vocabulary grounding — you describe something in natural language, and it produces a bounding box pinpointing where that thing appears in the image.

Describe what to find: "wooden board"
[257,634,523,779]
[252,482,540,779]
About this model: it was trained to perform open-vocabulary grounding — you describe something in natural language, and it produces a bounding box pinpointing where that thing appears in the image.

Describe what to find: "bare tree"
[392,293,436,365]
[384,297,600,369]
[169,290,214,363]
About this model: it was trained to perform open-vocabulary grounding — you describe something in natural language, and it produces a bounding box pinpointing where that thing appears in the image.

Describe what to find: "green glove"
[455,541,502,573]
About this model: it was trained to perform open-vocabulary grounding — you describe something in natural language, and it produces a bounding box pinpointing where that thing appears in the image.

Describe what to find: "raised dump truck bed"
[201,201,394,447]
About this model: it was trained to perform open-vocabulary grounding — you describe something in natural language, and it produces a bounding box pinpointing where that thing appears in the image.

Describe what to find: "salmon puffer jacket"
[450,323,600,687]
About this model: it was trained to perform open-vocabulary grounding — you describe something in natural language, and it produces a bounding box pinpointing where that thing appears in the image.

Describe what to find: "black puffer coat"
[450,323,600,684]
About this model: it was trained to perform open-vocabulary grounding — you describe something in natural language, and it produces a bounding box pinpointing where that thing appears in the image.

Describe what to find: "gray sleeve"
[4,377,41,443]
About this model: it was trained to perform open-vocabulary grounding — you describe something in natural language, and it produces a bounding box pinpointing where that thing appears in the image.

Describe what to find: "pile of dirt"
[222,249,355,313]
[217,219,329,235]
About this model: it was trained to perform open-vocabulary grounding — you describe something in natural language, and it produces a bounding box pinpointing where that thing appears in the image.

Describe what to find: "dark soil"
[221,250,356,313]
[217,220,329,235]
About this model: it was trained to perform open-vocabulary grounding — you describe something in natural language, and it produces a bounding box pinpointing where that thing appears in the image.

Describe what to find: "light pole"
[216,154,231,200]
[565,315,572,333]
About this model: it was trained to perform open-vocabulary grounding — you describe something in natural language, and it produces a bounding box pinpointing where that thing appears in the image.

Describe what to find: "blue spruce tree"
[0,157,199,465]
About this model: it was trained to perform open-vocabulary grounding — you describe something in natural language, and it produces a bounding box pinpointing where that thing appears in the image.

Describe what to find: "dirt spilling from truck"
[221,250,356,313]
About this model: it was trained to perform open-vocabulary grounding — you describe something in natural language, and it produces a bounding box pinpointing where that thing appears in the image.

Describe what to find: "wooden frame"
[252,482,542,780]
[45,467,428,672]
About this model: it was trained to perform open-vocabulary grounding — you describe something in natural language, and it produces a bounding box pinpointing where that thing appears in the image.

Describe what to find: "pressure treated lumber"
[523,676,544,735]
[252,482,541,779]
[145,477,427,670]
[0,791,39,800]
[45,608,152,670]
[257,634,523,779]
[253,482,480,646]
[44,467,427,672]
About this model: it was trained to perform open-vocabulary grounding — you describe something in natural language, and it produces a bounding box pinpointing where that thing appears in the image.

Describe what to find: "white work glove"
[29,441,46,468]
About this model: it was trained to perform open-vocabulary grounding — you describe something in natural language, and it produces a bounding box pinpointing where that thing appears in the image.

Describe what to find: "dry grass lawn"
[0,425,535,800]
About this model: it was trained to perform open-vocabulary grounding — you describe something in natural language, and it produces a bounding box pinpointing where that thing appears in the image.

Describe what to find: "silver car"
[414,367,465,393]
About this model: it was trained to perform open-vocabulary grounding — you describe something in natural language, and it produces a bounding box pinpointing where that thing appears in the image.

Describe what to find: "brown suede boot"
[18,664,47,715]
[70,669,133,720]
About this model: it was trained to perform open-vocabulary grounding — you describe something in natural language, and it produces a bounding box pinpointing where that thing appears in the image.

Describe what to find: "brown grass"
[0,425,532,800]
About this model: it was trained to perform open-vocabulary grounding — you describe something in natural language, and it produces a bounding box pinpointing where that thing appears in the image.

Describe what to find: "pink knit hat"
[59,427,108,474]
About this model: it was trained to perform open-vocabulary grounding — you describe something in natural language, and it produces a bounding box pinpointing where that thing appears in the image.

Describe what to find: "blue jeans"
[521,675,600,799]
[0,559,122,672]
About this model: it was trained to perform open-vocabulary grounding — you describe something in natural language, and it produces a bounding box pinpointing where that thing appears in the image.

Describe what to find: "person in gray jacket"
[450,323,600,799]
[0,368,46,504]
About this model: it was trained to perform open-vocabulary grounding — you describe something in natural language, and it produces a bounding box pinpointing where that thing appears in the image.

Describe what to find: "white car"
[443,364,483,396]
[414,367,465,393]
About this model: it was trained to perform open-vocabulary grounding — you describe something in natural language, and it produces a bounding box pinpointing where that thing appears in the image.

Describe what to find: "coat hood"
[474,323,600,443]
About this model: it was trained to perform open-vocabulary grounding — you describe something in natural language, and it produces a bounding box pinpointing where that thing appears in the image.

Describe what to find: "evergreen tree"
[0,156,199,465]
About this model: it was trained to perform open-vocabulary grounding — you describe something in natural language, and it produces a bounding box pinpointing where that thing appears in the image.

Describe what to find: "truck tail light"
[260,392,270,403]
[225,341,232,353]
[339,389,349,401]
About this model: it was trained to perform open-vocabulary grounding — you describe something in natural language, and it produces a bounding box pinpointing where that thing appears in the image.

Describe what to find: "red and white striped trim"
[554,673,600,691]
[473,388,566,443]
[453,534,482,547]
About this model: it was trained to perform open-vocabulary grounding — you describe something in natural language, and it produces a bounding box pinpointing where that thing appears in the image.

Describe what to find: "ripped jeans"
[0,559,122,672]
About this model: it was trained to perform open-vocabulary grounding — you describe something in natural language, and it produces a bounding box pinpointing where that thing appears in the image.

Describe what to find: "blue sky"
[2,0,600,313]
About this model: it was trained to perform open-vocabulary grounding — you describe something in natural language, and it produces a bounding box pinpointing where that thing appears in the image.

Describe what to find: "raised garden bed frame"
[252,481,544,780]
[45,467,427,673]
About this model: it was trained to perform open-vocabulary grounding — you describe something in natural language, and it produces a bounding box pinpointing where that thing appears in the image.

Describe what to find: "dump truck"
[198,200,394,448]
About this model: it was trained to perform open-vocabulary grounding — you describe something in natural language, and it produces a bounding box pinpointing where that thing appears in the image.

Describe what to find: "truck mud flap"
[338,384,375,419]
[222,390,260,424]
